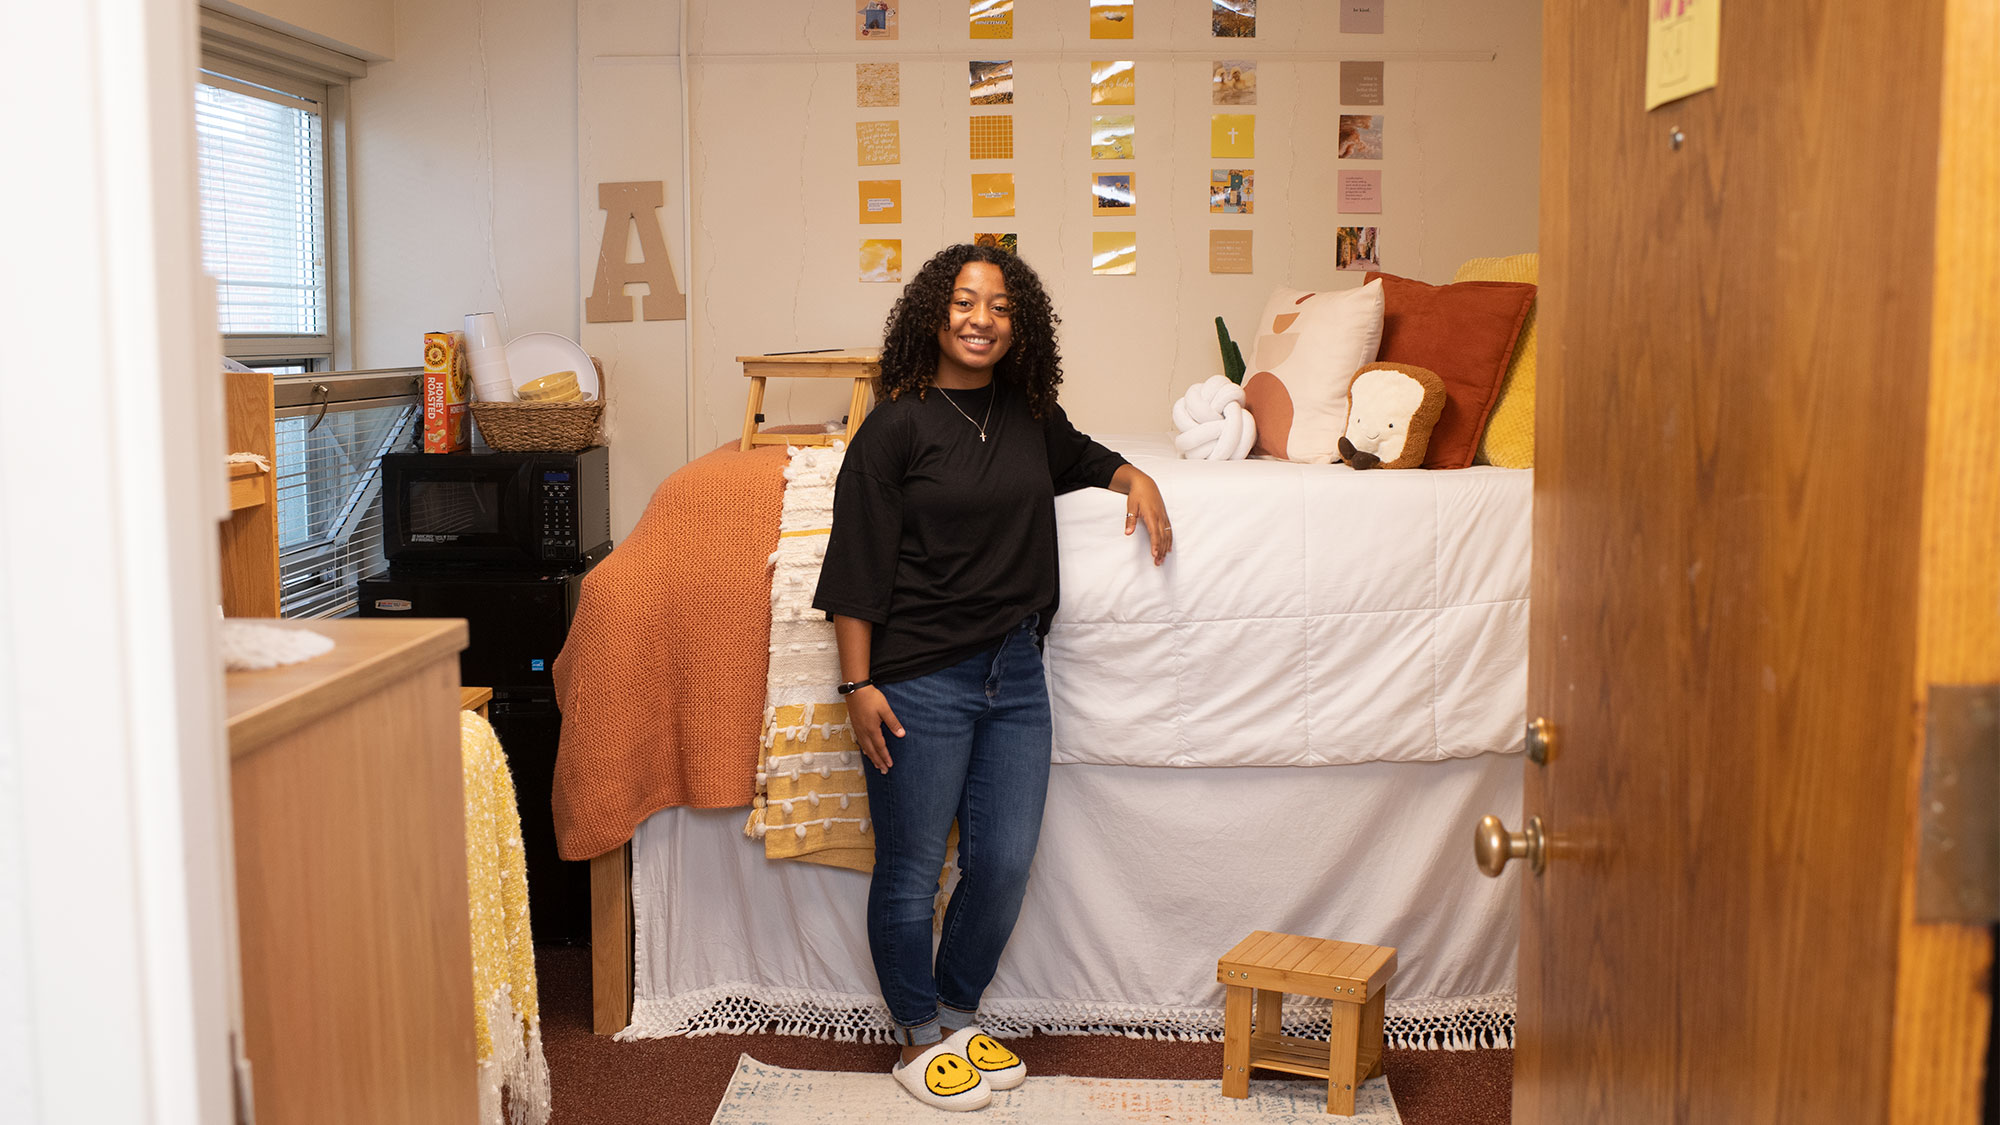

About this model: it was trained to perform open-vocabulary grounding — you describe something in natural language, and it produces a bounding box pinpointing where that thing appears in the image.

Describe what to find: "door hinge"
[1915,683,2000,924]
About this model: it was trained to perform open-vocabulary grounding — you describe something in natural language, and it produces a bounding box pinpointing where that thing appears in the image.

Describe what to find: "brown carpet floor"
[537,947,1511,1124]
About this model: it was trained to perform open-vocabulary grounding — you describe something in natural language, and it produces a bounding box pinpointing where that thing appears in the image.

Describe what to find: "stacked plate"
[503,332,599,400]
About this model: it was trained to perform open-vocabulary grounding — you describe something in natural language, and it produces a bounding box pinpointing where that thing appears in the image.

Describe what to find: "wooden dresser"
[225,618,478,1125]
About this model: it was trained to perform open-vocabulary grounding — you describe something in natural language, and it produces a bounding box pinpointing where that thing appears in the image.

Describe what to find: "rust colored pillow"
[1364,271,1536,469]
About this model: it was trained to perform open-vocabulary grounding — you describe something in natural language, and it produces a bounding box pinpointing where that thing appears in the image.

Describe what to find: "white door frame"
[0,0,241,1122]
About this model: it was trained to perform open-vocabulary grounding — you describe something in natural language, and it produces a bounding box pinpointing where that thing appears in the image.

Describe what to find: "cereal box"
[422,330,470,452]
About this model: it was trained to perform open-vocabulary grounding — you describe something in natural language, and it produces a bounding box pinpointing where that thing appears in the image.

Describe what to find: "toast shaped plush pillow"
[1337,362,1447,470]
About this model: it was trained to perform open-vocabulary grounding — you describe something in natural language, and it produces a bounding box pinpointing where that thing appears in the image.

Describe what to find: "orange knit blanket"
[550,441,790,861]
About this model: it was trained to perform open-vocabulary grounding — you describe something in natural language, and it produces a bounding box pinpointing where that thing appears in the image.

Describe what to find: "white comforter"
[1048,434,1532,767]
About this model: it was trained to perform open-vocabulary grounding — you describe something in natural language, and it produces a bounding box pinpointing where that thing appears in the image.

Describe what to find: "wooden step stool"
[737,348,881,451]
[1217,931,1397,1116]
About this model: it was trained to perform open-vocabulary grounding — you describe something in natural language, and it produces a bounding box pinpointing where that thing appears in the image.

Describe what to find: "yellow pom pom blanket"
[462,710,552,1125]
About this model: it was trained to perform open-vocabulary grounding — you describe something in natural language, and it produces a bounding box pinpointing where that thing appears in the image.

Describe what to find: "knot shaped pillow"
[1338,362,1446,470]
[1172,375,1258,460]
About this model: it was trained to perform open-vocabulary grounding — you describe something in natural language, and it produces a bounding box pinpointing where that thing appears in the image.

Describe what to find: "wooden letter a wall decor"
[585,180,686,323]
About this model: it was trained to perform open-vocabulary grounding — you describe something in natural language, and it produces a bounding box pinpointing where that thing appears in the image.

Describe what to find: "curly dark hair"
[877,243,1063,419]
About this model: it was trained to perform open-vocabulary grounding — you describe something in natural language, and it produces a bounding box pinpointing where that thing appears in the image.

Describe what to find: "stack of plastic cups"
[464,312,515,402]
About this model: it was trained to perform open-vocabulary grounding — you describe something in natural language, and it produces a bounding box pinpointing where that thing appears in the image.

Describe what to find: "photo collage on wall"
[855,5,903,282]
[1081,0,1137,275]
[1206,0,1257,275]
[857,0,897,38]
[1085,57,1134,274]
[1336,55,1385,271]
[842,2,1385,283]
[967,3,1017,256]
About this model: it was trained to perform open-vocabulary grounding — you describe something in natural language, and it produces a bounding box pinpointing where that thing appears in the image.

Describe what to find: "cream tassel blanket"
[463,710,552,1125]
[742,445,876,872]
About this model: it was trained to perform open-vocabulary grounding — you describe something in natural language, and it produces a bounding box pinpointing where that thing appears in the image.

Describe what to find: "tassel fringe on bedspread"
[463,711,553,1125]
[618,985,1516,1052]
[742,444,878,872]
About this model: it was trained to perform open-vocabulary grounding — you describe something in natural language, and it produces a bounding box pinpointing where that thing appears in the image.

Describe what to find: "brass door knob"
[1475,814,1546,877]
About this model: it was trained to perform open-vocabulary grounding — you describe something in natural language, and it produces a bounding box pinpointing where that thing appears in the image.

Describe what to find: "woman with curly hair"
[813,243,1170,1110]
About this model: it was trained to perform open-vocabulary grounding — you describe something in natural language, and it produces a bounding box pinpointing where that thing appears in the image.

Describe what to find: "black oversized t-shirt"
[810,381,1126,684]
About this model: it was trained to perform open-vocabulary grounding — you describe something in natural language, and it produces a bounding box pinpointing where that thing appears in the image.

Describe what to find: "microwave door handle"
[384,474,406,544]
[505,467,538,558]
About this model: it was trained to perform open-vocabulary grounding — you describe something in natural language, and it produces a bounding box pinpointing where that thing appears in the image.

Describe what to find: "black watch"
[837,678,875,696]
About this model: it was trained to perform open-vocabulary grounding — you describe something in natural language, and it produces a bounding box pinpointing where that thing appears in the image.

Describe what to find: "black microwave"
[381,446,611,569]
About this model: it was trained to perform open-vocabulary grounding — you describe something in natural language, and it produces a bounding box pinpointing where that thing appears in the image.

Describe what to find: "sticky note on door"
[1645,0,1721,110]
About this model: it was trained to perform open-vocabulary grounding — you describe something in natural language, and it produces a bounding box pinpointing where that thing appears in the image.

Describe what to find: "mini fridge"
[358,565,596,945]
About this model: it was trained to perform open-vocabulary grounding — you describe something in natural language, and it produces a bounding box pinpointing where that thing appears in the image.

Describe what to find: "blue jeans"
[865,616,1052,1046]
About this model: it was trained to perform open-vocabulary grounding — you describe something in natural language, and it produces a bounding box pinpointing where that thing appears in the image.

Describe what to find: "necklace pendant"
[979,431,987,442]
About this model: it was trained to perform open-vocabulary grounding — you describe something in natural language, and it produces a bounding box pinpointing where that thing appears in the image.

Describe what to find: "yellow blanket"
[463,710,551,1125]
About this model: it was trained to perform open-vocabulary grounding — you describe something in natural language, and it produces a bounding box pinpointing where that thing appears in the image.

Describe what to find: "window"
[273,373,422,619]
[196,69,331,368]
[196,11,358,369]
[198,14,384,617]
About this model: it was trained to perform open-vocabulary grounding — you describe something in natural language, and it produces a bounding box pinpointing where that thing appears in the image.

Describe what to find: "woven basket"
[470,358,605,452]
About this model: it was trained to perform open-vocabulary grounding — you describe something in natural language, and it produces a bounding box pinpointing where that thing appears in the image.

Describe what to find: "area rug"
[709,1055,1401,1124]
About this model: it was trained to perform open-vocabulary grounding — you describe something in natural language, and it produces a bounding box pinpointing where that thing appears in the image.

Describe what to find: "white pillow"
[1240,280,1384,462]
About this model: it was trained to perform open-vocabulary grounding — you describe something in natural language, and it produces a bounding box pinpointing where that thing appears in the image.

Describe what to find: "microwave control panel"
[538,469,578,558]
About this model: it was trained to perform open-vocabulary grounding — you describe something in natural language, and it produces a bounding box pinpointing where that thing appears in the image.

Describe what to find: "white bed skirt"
[624,753,1522,1050]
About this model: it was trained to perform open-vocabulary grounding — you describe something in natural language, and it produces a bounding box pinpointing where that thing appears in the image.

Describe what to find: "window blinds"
[195,74,327,340]
[275,403,417,618]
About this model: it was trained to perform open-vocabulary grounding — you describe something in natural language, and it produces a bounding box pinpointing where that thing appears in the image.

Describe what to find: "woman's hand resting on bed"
[850,686,904,772]
[1111,464,1174,566]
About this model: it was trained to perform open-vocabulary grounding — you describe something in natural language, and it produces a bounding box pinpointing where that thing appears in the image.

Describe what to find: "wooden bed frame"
[589,845,634,1034]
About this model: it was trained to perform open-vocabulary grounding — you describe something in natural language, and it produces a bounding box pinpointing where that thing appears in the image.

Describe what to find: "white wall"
[3,1,237,1121]
[577,0,692,535]
[340,0,1537,531]
[348,0,698,540]
[684,0,1542,448]
[348,0,581,375]
[207,0,397,59]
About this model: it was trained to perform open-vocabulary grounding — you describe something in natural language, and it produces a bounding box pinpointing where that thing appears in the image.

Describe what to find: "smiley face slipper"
[943,1026,1027,1091]
[891,1039,992,1111]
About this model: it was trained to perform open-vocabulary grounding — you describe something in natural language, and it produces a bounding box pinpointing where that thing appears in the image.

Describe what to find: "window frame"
[271,369,424,617]
[197,11,359,370]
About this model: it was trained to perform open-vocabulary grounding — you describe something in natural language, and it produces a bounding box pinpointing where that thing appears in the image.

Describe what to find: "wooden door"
[1515,1,1997,1121]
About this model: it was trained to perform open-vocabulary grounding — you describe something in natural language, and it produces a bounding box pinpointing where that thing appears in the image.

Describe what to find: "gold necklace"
[936,384,995,442]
